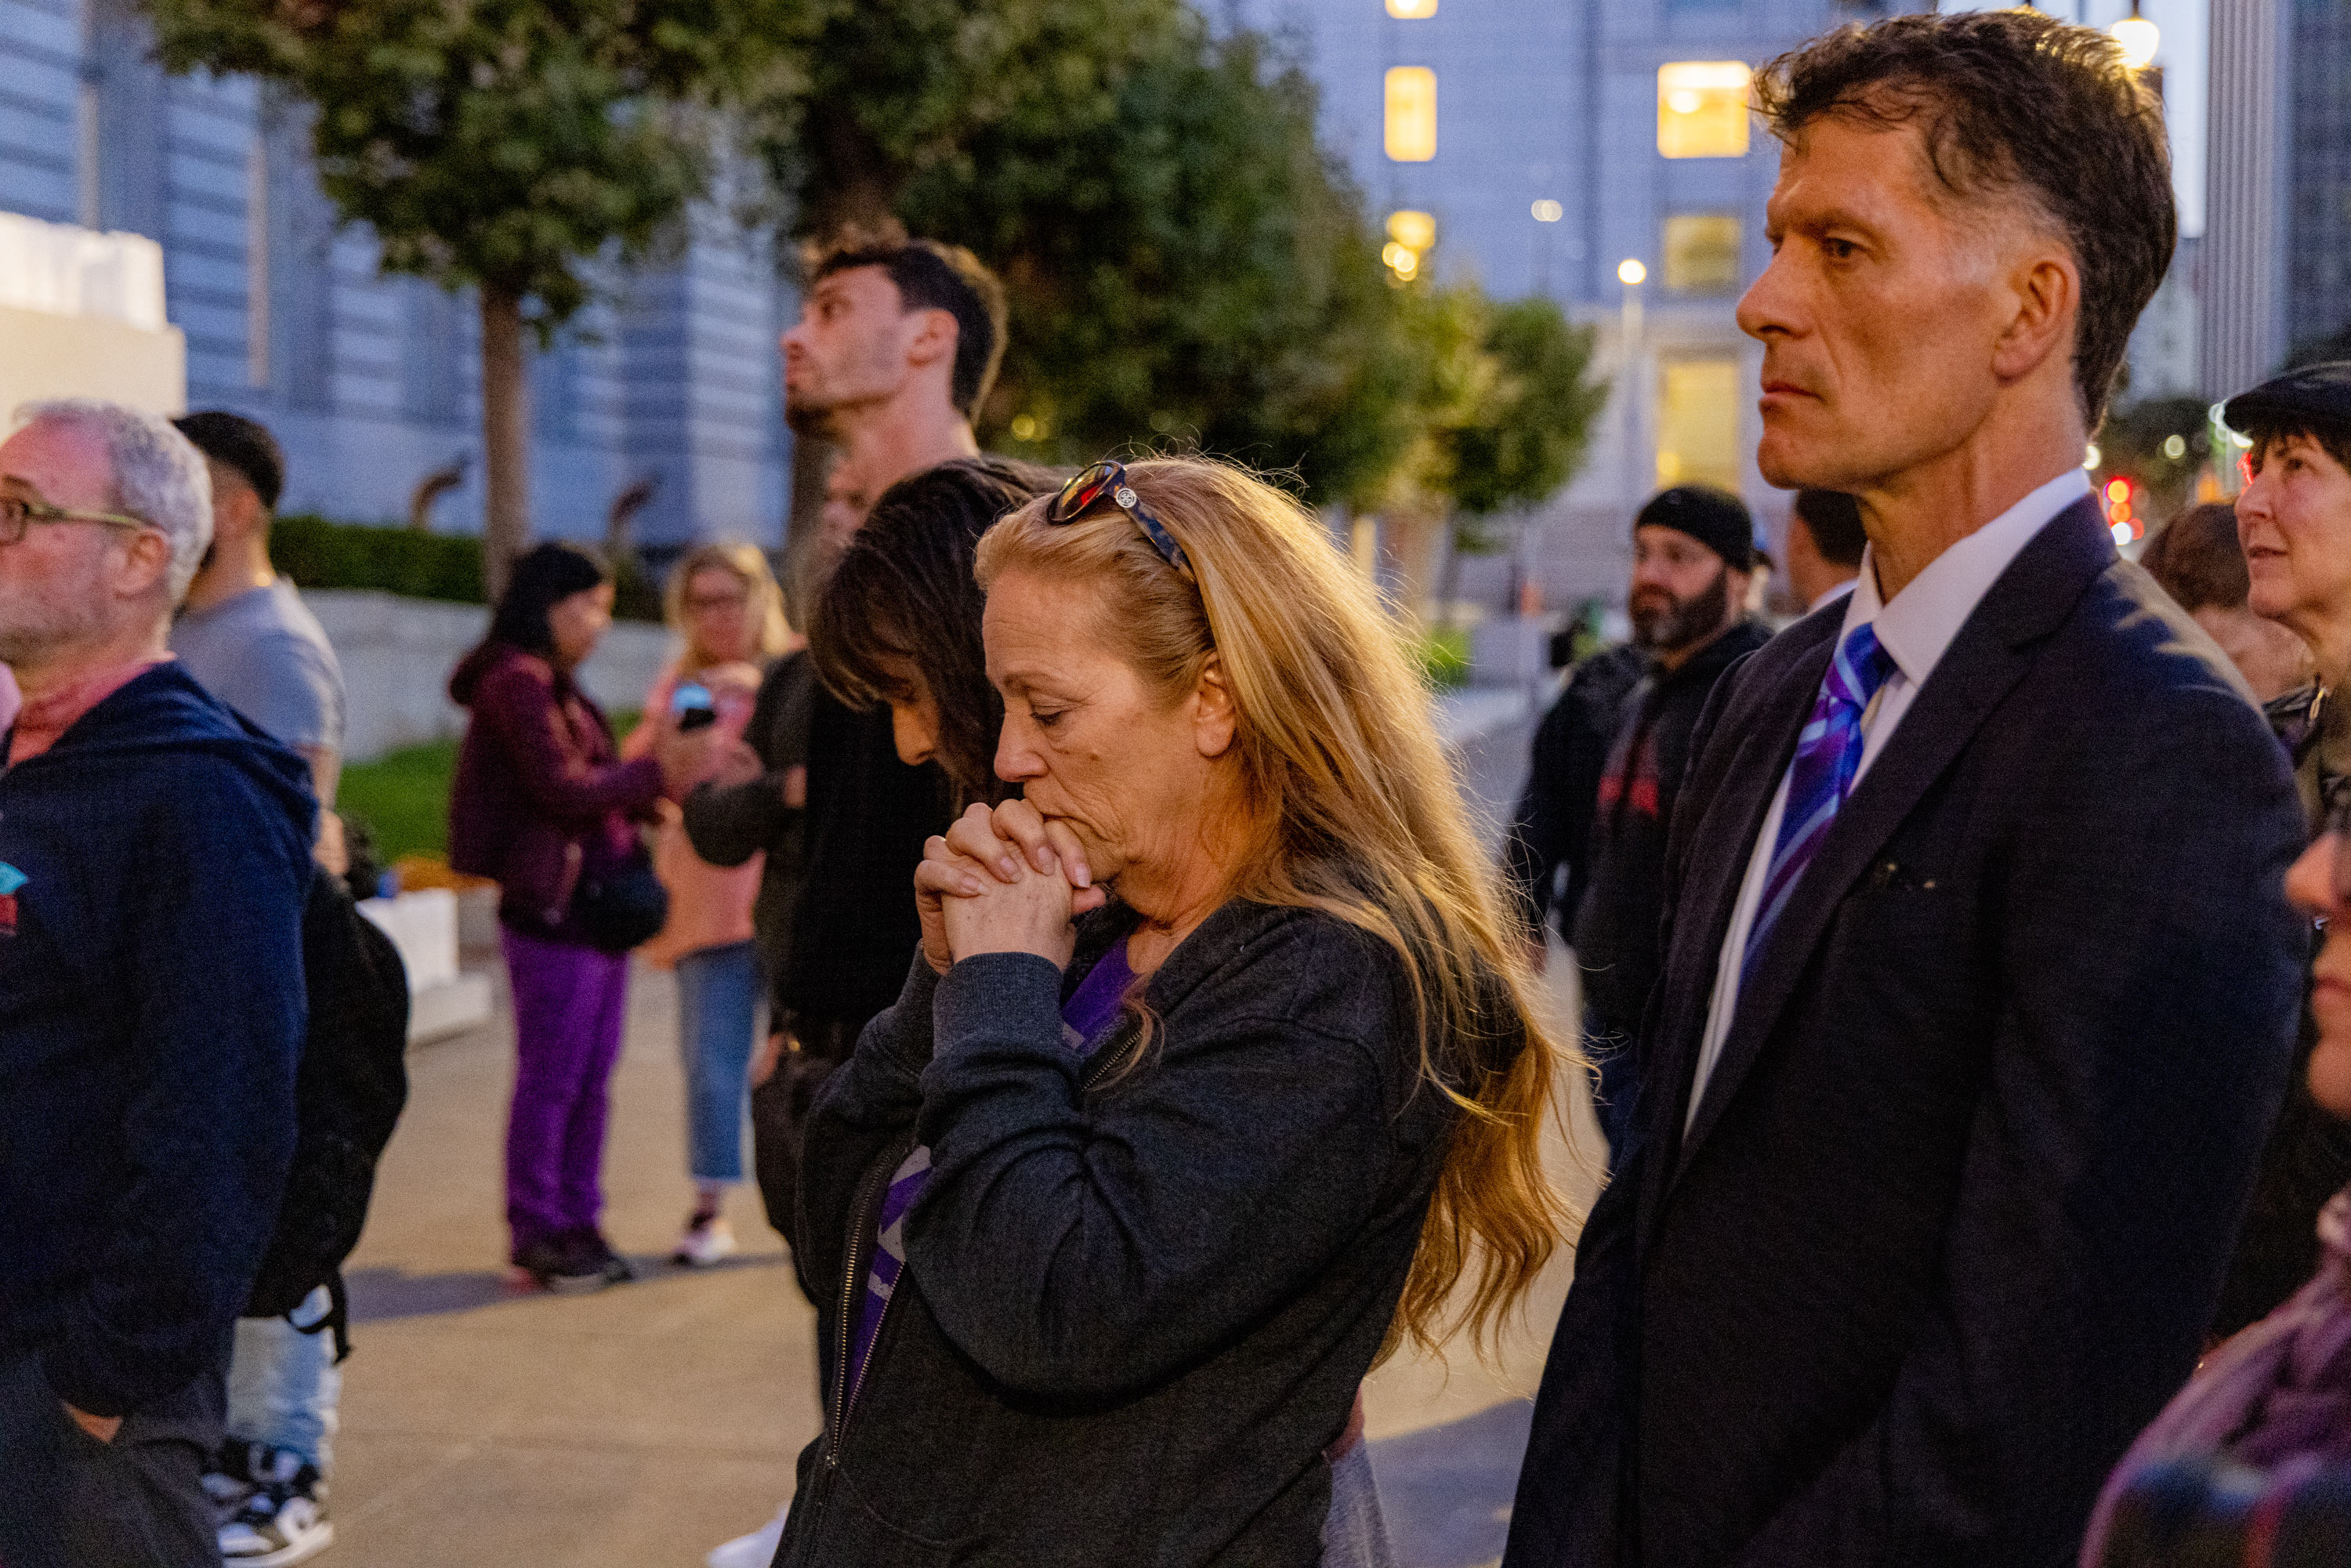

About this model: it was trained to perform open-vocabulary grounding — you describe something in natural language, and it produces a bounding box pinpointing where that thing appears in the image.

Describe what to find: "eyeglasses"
[1045,462,1192,577]
[0,493,154,545]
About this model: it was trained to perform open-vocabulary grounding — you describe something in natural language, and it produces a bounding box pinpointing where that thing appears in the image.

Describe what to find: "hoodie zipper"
[826,1143,900,1472]
[823,1012,1141,1470]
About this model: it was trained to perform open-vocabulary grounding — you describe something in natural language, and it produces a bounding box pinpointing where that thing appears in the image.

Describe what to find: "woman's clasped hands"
[915,800,1109,974]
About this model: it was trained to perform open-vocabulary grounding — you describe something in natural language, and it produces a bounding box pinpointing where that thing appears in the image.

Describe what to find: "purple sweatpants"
[501,924,631,1256]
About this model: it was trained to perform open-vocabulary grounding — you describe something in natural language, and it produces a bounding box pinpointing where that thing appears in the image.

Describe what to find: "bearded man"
[1570,484,1767,1161]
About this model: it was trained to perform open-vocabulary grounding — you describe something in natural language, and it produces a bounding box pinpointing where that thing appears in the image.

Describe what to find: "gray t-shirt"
[171,578,346,755]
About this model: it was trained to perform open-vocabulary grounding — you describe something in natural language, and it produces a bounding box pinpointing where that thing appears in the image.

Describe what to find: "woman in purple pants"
[448,543,668,1293]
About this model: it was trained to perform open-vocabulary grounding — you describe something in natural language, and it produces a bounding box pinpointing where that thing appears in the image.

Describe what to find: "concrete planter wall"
[309,589,676,763]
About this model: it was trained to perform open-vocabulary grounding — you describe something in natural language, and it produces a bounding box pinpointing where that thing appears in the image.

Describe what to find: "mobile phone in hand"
[671,681,718,732]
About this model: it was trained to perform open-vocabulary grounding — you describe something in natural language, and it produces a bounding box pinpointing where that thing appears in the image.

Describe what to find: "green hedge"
[273,513,487,604]
[271,513,664,621]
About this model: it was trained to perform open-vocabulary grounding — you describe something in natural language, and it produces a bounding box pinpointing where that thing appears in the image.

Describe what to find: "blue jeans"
[676,940,764,1185]
[226,1286,339,1472]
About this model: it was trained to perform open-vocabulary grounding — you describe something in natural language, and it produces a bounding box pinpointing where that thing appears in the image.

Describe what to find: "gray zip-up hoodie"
[777,893,1519,1567]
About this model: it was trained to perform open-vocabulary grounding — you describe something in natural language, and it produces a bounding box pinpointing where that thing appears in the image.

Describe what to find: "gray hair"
[12,399,212,602]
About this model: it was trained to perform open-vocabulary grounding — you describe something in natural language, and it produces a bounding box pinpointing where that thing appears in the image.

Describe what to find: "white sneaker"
[707,1501,788,1568]
[673,1211,737,1267]
[219,1447,334,1567]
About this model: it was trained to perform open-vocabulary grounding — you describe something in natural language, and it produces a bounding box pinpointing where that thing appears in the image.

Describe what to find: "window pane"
[1657,62,1751,159]
[1663,215,1743,295]
[1657,358,1742,493]
[1386,67,1437,162]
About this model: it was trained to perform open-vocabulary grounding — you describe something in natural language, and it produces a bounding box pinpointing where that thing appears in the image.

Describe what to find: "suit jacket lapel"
[1670,497,2117,1182]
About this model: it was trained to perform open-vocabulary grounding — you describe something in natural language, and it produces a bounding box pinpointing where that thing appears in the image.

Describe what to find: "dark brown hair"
[1791,489,1867,568]
[810,234,1009,418]
[2139,502,2250,615]
[2243,418,2351,483]
[807,457,1054,807]
[1754,9,2174,427]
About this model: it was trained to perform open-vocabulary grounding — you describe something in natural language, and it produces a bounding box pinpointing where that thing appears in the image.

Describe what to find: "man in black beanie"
[1571,484,1768,1161]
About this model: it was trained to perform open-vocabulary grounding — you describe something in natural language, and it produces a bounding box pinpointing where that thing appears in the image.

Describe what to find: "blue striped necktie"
[1743,621,1896,979]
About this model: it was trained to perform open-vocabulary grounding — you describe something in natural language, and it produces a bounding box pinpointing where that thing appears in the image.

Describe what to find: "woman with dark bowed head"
[772,456,1581,1567]
[447,542,668,1294]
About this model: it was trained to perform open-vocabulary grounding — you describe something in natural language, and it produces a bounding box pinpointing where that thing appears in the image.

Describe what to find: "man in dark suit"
[1505,13,2309,1567]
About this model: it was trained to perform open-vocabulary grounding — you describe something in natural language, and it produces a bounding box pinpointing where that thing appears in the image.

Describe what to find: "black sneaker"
[569,1229,636,1286]
[217,1443,332,1566]
[513,1236,607,1295]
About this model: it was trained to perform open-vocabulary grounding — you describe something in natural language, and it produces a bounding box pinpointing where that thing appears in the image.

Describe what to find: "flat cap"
[1635,485,1755,572]
[2223,361,2351,436]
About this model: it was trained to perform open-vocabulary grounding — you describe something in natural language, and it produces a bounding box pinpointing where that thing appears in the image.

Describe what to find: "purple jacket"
[447,642,663,936]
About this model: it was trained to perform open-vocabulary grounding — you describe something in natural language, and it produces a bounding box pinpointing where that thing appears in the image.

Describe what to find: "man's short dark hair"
[813,237,1009,420]
[172,411,284,512]
[1791,490,1867,568]
[2242,418,2351,483]
[1755,10,2174,429]
[2139,502,2251,616]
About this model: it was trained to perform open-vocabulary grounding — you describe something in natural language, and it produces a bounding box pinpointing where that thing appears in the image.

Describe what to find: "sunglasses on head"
[1045,462,1191,577]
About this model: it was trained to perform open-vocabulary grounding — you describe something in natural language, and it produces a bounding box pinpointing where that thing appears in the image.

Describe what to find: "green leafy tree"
[1382,279,1605,623]
[764,1,1424,509]
[143,0,813,590]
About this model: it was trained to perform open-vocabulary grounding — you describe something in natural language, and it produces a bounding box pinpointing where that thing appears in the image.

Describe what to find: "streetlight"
[2111,2,2159,71]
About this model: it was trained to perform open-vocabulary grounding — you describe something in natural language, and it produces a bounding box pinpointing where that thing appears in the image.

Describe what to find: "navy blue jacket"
[1505,499,2308,1567]
[0,662,313,1416]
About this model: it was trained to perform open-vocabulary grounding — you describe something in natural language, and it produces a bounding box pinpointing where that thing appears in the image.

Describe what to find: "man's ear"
[111,526,176,602]
[904,306,960,373]
[1991,235,2080,389]
[1192,653,1237,759]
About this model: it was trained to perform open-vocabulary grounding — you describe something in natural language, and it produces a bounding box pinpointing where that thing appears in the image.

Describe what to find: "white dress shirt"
[1808,578,1858,614]
[1684,469,2093,1131]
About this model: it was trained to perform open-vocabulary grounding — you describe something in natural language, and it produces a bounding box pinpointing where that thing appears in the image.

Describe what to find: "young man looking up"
[1507,14,2306,1565]
[780,236,1007,500]
[169,411,348,1566]
[0,401,311,1568]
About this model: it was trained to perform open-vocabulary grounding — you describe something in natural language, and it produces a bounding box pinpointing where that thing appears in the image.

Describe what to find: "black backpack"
[243,864,412,1359]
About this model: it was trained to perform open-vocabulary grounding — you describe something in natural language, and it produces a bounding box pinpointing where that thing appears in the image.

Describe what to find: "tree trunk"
[480,285,531,599]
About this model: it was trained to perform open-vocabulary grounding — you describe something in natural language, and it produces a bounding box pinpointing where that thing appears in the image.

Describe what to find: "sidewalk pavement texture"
[326,698,1598,1567]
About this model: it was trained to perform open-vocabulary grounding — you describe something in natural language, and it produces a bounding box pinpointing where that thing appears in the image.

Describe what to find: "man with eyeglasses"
[0,400,313,1568]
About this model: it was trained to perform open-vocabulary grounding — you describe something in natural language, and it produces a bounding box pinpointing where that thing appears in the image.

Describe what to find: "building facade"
[1231,0,1895,606]
[1241,0,2217,605]
[2284,0,2351,360]
[0,0,792,551]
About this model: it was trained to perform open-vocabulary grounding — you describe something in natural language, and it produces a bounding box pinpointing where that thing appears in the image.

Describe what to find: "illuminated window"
[1387,210,1436,251]
[1657,62,1751,159]
[1663,215,1742,295]
[1386,0,1436,15]
[1656,358,1742,492]
[1386,67,1436,162]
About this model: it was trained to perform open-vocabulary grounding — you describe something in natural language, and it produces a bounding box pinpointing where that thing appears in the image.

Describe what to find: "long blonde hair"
[974,457,1584,1362]
[664,541,792,671]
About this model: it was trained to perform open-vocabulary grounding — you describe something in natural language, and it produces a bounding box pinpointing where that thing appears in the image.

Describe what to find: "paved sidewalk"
[324,703,1599,1566]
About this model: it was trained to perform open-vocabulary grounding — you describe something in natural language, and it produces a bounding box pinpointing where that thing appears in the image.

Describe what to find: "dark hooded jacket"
[1571,618,1772,1040]
[447,641,665,941]
[0,663,313,1416]
[774,896,1514,1567]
